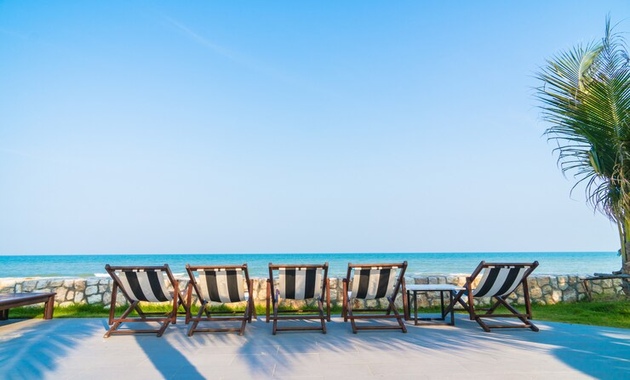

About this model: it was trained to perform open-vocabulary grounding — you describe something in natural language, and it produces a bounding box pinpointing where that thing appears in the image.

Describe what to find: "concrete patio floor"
[1,315,629,379]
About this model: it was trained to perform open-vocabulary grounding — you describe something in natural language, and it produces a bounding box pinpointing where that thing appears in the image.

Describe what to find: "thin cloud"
[159,16,335,97]
[162,16,240,62]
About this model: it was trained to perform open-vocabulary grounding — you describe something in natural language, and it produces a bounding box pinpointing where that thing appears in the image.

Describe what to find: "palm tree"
[537,18,630,274]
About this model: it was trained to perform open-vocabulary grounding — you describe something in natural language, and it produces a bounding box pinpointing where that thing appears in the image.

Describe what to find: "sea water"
[0,252,620,278]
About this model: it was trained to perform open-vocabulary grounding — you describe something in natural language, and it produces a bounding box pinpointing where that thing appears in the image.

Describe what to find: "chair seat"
[342,262,408,333]
[267,263,330,335]
[444,261,540,332]
[185,264,254,336]
[104,264,183,338]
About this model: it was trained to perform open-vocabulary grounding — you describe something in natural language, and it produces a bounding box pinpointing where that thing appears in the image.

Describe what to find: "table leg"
[439,290,445,320]
[44,295,55,320]
[413,291,418,325]
[405,290,411,321]
[449,290,455,325]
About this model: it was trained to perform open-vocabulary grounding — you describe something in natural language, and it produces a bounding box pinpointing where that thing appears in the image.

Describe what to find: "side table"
[406,284,463,326]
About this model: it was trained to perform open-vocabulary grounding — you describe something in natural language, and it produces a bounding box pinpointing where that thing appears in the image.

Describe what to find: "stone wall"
[0,275,626,309]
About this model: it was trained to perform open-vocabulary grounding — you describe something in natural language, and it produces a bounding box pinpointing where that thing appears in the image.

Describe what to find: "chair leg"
[388,297,407,333]
[239,303,249,336]
[272,299,278,335]
[104,301,139,338]
[496,297,539,332]
[342,280,348,322]
[475,316,492,332]
[187,303,207,336]
[347,303,358,334]
[443,290,467,318]
[326,280,331,322]
[475,297,539,332]
[265,281,271,323]
[318,298,327,334]
[248,297,255,323]
[156,319,171,337]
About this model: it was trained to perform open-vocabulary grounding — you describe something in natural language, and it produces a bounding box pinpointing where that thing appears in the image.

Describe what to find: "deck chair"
[184,264,254,336]
[104,264,183,338]
[342,262,408,333]
[444,261,539,332]
[266,263,330,335]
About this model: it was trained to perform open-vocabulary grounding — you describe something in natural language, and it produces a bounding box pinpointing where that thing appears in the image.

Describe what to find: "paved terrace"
[1,315,629,379]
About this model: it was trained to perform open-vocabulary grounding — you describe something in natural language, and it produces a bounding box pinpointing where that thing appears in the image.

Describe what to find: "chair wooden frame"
[104,264,184,338]
[342,262,408,333]
[444,261,540,332]
[266,263,330,335]
[185,264,254,336]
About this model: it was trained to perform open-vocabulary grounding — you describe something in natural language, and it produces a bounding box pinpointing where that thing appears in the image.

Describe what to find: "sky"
[1,1,630,255]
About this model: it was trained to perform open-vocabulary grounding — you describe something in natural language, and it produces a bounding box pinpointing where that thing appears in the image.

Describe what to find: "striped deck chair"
[185,264,254,336]
[342,262,408,333]
[444,261,540,332]
[104,264,183,338]
[266,263,330,335]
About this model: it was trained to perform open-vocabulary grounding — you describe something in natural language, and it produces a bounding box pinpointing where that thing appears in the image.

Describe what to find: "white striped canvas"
[117,269,172,303]
[198,269,246,303]
[278,267,323,300]
[473,266,528,297]
[350,266,398,300]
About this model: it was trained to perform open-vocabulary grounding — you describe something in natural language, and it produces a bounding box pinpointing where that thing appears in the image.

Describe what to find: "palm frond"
[536,18,630,224]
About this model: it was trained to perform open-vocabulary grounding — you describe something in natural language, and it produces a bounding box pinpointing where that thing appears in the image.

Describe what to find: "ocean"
[0,252,621,278]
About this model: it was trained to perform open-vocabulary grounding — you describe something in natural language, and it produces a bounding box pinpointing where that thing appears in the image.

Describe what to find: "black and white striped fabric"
[350,266,398,300]
[116,269,172,303]
[197,268,247,303]
[278,267,323,300]
[472,265,529,298]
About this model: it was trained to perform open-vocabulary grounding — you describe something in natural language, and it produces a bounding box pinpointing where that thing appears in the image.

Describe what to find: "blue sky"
[1,1,629,255]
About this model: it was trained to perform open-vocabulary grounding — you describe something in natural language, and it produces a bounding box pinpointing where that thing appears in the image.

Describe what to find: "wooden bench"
[583,273,630,301]
[0,293,56,320]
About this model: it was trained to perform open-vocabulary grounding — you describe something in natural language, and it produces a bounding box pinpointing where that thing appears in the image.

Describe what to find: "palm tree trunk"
[624,227,630,275]
[619,220,630,272]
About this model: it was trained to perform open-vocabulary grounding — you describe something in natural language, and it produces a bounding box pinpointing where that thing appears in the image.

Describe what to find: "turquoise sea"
[0,252,621,278]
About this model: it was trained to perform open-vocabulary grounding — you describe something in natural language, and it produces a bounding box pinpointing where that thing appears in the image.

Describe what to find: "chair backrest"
[187,264,249,303]
[269,263,328,300]
[471,261,539,298]
[106,265,174,303]
[347,262,407,300]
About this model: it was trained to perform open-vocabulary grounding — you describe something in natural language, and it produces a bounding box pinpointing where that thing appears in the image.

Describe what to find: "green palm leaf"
[537,17,630,272]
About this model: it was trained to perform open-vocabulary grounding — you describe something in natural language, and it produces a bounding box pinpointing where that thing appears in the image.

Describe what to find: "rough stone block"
[87,294,102,304]
[55,291,66,303]
[562,289,577,302]
[36,280,49,289]
[557,276,568,290]
[74,292,84,303]
[530,287,542,299]
[49,279,64,287]
[551,290,562,303]
[22,281,37,292]
[85,285,98,296]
